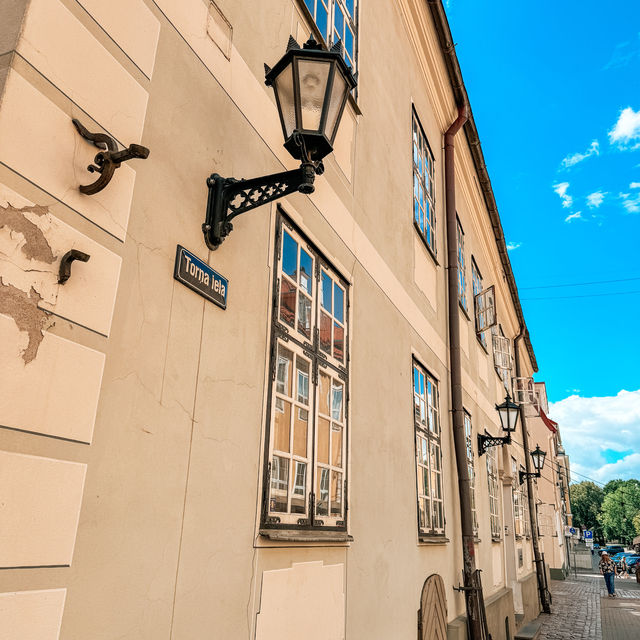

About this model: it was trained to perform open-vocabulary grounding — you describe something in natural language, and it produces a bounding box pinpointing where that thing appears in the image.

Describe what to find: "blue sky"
[446,1,640,483]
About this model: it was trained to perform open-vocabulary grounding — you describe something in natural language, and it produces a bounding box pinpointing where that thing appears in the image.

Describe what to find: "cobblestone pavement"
[538,572,640,640]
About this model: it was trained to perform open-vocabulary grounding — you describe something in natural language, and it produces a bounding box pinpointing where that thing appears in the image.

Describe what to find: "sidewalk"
[538,563,640,640]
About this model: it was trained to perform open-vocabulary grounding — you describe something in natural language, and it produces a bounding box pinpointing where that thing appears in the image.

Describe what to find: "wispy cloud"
[506,242,521,251]
[553,182,573,208]
[619,191,640,213]
[630,182,640,189]
[586,191,606,208]
[549,389,640,483]
[564,211,583,223]
[609,107,640,149]
[604,37,640,70]
[561,140,600,169]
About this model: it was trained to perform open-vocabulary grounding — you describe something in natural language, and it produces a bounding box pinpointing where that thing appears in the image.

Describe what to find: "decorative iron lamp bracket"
[477,430,511,456]
[72,119,150,195]
[202,156,322,251]
[519,469,541,485]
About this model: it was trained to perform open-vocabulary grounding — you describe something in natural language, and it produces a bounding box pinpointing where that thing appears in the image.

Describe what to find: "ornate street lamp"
[478,394,519,456]
[519,444,547,484]
[202,36,357,250]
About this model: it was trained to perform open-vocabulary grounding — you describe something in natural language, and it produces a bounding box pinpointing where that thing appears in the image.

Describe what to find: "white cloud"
[561,140,600,168]
[630,182,640,189]
[619,191,640,213]
[549,389,640,483]
[608,107,640,148]
[564,211,583,223]
[586,191,606,208]
[553,182,573,208]
[506,242,521,251]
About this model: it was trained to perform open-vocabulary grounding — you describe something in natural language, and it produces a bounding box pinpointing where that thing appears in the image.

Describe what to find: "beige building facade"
[0,0,568,638]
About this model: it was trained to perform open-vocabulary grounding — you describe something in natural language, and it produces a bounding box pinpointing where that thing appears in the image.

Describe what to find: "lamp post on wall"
[519,445,547,485]
[477,394,519,456]
[202,36,356,250]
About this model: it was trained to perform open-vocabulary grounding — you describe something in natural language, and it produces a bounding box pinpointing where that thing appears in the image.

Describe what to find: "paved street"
[538,556,640,639]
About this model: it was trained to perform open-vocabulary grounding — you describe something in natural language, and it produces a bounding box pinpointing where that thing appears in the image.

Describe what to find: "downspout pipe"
[445,104,486,640]
[514,326,552,614]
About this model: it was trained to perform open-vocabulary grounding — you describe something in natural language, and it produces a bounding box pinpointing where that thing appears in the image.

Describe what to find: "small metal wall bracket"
[59,249,90,284]
[72,119,149,195]
[477,430,511,456]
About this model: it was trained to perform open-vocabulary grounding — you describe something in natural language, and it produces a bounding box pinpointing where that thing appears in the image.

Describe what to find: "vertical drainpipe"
[514,327,552,614]
[445,103,486,640]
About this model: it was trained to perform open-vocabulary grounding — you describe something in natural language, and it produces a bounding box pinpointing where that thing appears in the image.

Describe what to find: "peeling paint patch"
[0,203,55,263]
[0,278,49,363]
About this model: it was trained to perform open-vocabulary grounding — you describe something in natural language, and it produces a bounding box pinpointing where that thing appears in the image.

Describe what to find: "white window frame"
[464,411,478,535]
[486,447,501,540]
[457,218,467,311]
[302,0,358,72]
[511,457,525,538]
[263,215,349,532]
[412,109,437,255]
[413,360,445,538]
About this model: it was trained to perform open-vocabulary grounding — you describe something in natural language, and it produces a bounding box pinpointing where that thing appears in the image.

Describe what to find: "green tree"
[570,481,604,538]
[598,481,640,544]
[633,512,640,536]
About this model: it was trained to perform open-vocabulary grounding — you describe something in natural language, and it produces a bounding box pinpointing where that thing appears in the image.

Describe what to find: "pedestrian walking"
[619,556,628,578]
[599,551,617,597]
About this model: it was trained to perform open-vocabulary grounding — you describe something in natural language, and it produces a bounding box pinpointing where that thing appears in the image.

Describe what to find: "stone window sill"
[259,529,353,543]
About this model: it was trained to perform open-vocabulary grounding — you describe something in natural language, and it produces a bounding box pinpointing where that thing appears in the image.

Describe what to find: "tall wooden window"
[457,218,467,311]
[413,360,444,537]
[464,411,477,534]
[486,447,501,539]
[263,215,349,531]
[412,110,436,255]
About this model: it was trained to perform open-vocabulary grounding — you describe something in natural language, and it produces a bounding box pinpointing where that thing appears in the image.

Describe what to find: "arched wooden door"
[418,574,447,640]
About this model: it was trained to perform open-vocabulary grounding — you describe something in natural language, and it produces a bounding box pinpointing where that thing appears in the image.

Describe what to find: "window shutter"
[492,334,512,371]
[474,285,496,334]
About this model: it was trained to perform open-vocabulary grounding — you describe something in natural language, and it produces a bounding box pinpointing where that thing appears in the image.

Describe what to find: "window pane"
[316,468,329,515]
[291,461,307,514]
[320,312,332,354]
[304,0,314,13]
[334,283,344,323]
[299,248,313,295]
[331,425,343,467]
[334,4,344,36]
[333,321,344,361]
[318,417,330,464]
[282,231,298,280]
[276,347,293,396]
[321,272,332,311]
[270,456,289,512]
[298,293,312,339]
[280,278,296,327]
[293,408,308,458]
[316,3,329,41]
[319,371,331,415]
[274,399,291,453]
[330,471,343,516]
[331,382,343,421]
[419,498,428,529]
[296,357,310,404]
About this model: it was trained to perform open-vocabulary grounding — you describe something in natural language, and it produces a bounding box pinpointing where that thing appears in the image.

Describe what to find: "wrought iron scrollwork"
[202,160,323,250]
[477,429,511,456]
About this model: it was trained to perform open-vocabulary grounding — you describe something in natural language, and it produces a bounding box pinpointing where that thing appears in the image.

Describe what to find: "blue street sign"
[584,530,593,539]
[174,245,228,309]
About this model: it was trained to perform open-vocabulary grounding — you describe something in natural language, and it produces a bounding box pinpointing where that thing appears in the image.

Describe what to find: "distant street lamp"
[202,36,356,250]
[519,444,547,484]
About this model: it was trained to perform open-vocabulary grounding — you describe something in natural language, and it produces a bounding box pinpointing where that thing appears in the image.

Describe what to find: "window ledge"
[413,221,439,266]
[474,537,481,543]
[459,300,471,321]
[476,334,489,354]
[418,535,450,545]
[491,536,502,543]
[259,529,353,543]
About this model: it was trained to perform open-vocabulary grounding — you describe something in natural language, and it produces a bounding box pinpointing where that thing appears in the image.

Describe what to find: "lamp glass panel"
[273,61,296,137]
[297,59,332,131]
[531,448,546,471]
[506,405,519,431]
[324,67,348,142]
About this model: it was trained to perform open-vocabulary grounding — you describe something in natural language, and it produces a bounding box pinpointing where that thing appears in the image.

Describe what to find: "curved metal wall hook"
[72,119,149,195]
[59,249,90,284]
